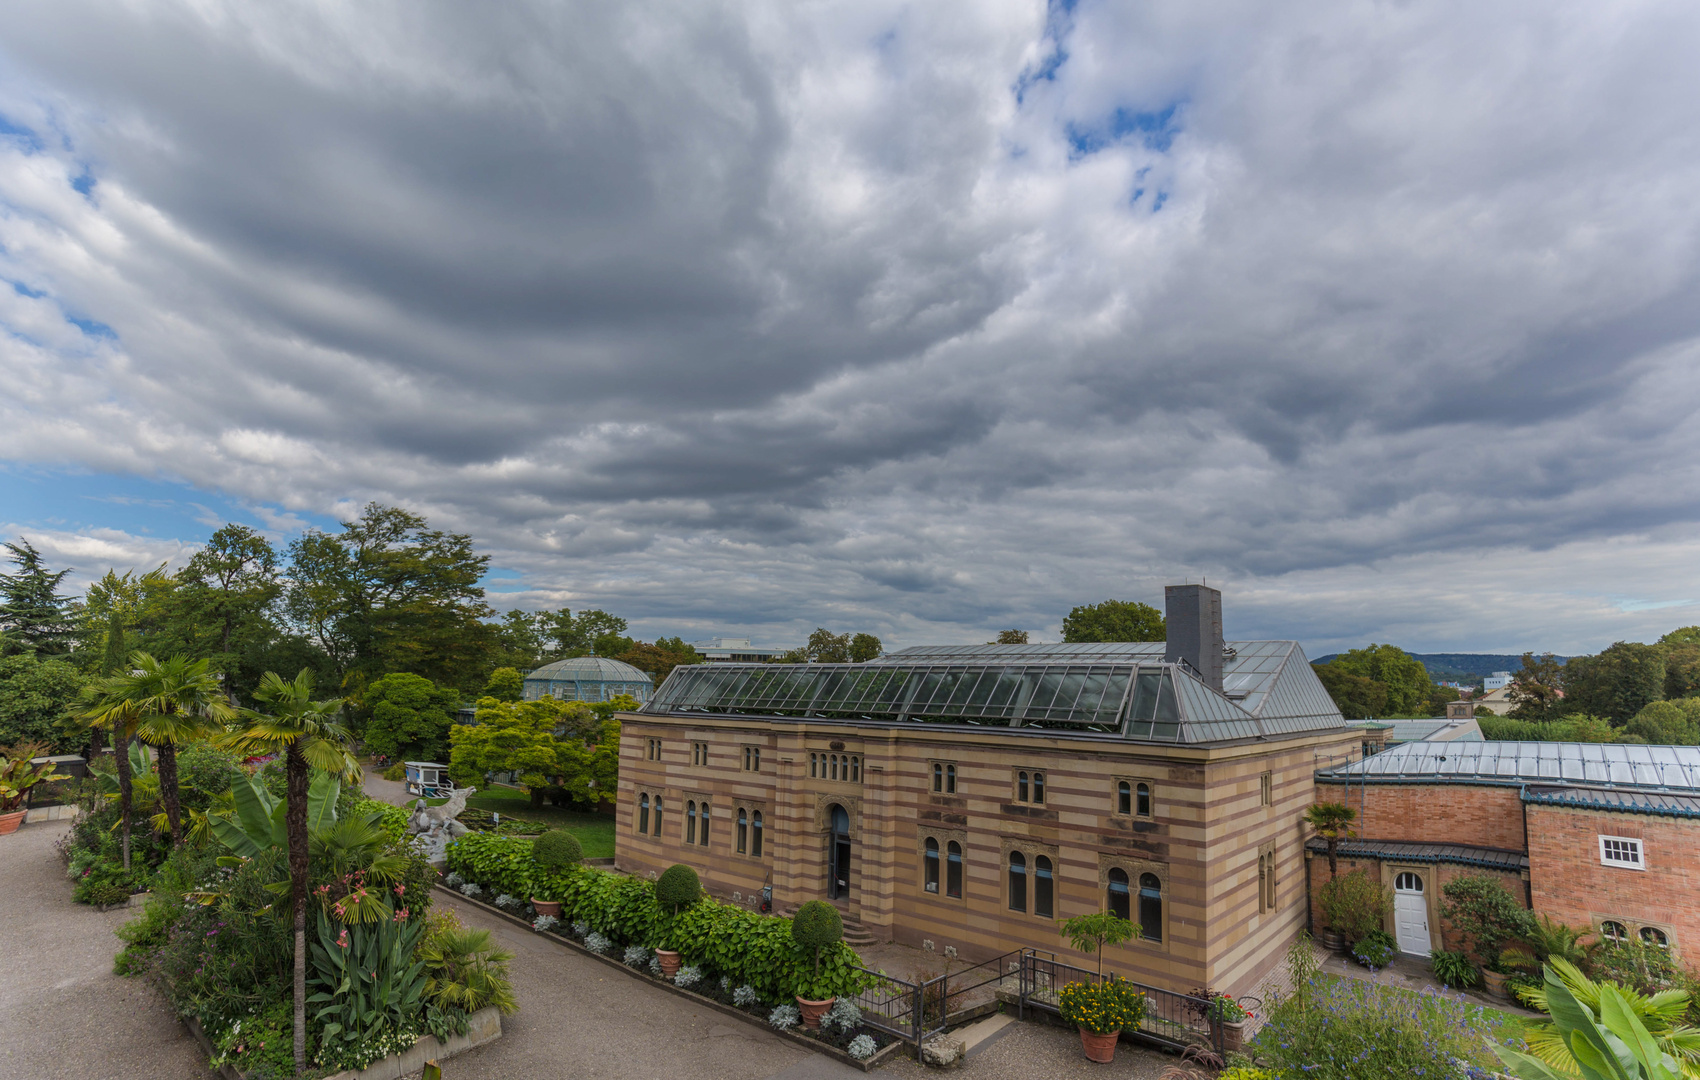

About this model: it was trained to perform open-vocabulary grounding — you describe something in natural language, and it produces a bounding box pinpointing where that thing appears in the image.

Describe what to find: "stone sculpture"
[406,785,476,866]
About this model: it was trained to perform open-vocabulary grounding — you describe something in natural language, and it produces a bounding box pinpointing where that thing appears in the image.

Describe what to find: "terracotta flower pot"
[656,949,681,978]
[0,809,25,836]
[531,898,561,918]
[1078,1027,1119,1063]
[795,995,835,1029]
[1210,1018,1247,1054]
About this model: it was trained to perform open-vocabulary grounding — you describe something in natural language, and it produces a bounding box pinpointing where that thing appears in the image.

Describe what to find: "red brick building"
[1312,742,1700,957]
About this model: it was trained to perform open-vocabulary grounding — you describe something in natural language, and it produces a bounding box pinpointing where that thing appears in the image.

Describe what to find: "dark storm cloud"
[4,0,1700,653]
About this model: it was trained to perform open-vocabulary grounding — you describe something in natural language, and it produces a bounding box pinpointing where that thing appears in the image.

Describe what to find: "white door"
[1394,872,1430,955]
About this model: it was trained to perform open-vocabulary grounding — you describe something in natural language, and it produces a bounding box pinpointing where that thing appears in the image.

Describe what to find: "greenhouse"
[523,655,655,703]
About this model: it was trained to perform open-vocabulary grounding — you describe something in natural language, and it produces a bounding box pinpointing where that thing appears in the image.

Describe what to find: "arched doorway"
[827,804,851,900]
[1394,871,1430,955]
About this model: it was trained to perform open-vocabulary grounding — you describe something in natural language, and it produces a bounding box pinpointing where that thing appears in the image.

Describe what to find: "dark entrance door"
[828,804,851,899]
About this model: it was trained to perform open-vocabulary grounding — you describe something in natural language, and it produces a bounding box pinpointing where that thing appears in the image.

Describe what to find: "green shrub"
[382,761,407,782]
[1058,976,1147,1034]
[791,900,844,994]
[531,830,583,870]
[1440,873,1535,970]
[351,797,411,844]
[175,743,245,811]
[1430,949,1478,989]
[655,864,701,913]
[72,862,133,906]
[1587,939,1682,996]
[1317,869,1391,942]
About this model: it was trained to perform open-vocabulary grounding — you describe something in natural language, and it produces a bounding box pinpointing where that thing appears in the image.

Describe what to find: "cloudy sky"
[3,0,1700,656]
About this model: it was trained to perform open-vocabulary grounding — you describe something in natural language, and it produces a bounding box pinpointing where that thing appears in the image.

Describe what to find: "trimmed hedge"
[446,835,867,1000]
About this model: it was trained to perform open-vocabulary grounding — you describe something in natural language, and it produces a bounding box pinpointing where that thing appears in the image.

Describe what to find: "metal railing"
[917,950,1024,1040]
[1017,950,1223,1056]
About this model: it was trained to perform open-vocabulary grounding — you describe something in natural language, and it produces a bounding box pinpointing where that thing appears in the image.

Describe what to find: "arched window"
[1034,856,1054,918]
[699,803,710,846]
[685,800,697,845]
[933,763,944,792]
[1139,873,1163,941]
[1008,851,1027,912]
[752,810,763,857]
[638,792,650,835]
[1032,772,1045,804]
[946,841,963,898]
[1641,926,1669,949]
[1018,771,1029,802]
[946,764,957,794]
[653,797,663,836]
[1107,868,1130,921]
[924,837,940,893]
[737,808,748,854]
[1117,781,1131,815]
[1601,921,1628,942]
[810,752,818,778]
[1395,872,1422,892]
[851,756,860,782]
[831,754,839,781]
[1136,782,1151,817]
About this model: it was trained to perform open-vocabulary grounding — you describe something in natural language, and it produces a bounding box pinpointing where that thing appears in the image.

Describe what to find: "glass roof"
[1327,741,1700,793]
[643,643,1348,744]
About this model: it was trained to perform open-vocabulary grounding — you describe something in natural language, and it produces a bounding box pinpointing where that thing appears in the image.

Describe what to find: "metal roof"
[1320,741,1700,793]
[526,656,654,683]
[1304,837,1529,873]
[642,640,1347,745]
[1521,784,1700,819]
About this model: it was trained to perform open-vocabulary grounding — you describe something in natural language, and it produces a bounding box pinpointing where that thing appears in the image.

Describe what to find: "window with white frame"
[1599,835,1645,870]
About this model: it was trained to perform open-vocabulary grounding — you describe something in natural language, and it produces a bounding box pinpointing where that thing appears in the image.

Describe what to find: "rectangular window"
[742,746,761,772]
[1600,835,1645,870]
[1259,772,1273,807]
[692,741,708,767]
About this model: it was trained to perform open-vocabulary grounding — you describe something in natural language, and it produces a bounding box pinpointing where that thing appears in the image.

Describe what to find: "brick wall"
[1316,780,1526,852]
[1305,853,1526,955]
[1527,804,1700,956]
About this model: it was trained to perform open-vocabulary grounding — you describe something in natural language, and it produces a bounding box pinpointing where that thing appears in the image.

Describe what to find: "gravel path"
[0,820,211,1080]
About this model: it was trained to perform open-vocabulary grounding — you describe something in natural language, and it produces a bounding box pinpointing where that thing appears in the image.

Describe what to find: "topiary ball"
[532,830,583,869]
[656,864,702,912]
[791,900,843,952]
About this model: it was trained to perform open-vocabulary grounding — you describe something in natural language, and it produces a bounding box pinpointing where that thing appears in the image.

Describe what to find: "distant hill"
[1311,652,1569,683]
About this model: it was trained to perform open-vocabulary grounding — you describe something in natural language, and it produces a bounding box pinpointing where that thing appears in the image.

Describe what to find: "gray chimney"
[1165,584,1224,693]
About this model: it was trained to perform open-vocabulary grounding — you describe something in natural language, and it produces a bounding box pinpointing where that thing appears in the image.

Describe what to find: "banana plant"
[208,770,342,858]
[1498,965,1691,1080]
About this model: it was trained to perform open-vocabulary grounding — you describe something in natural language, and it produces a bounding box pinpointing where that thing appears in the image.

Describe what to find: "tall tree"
[1313,663,1389,719]
[77,688,143,869]
[101,653,234,843]
[1061,600,1165,644]
[1562,642,1666,725]
[0,540,77,656]
[358,671,460,761]
[1658,627,1700,699]
[1508,652,1568,721]
[994,629,1029,645]
[848,633,884,663]
[0,654,89,751]
[616,639,704,685]
[285,503,495,691]
[171,525,283,696]
[222,669,358,1079]
[1327,644,1431,717]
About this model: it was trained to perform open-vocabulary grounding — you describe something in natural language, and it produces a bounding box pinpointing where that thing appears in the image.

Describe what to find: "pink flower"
[336,929,349,948]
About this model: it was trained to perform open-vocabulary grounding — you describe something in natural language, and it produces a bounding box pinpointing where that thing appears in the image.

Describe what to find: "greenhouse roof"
[1320,741,1700,793]
[525,656,653,685]
[641,640,1345,745]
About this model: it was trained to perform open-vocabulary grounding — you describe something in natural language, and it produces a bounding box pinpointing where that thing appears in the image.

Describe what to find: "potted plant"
[654,864,702,979]
[1317,869,1391,956]
[790,900,843,1028]
[1058,910,1138,977]
[0,746,69,835]
[529,829,582,918]
[1204,994,1252,1053]
[1058,976,1146,1063]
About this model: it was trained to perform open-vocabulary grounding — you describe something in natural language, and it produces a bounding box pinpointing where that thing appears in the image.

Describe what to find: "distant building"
[523,656,655,703]
[1475,685,1517,715]
[1484,671,1513,692]
[691,636,786,664]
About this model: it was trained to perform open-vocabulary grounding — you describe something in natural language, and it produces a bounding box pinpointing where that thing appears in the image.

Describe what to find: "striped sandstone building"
[614,585,1359,998]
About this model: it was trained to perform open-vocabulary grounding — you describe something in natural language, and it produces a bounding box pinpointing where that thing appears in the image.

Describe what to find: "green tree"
[1313,663,1389,719]
[1510,652,1569,722]
[553,719,621,807]
[1059,910,1137,977]
[170,524,284,697]
[779,628,884,664]
[1564,643,1667,725]
[993,629,1029,644]
[448,697,592,805]
[491,609,548,670]
[100,652,235,844]
[1304,801,1358,879]
[616,639,704,685]
[848,633,883,663]
[1426,684,1463,717]
[1326,644,1431,716]
[1658,627,1700,699]
[0,540,77,655]
[359,672,460,761]
[1061,600,1165,644]
[75,690,142,868]
[222,669,358,1078]
[1624,699,1700,746]
[284,503,495,692]
[0,653,89,750]
[481,666,525,702]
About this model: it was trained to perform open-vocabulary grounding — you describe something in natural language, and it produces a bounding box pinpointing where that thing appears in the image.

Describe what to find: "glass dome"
[523,656,654,703]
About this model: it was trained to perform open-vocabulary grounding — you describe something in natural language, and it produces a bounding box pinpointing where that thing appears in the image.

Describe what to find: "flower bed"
[440,881,904,1070]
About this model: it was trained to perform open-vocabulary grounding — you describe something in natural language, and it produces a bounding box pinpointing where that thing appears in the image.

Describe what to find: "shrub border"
[434,883,906,1072]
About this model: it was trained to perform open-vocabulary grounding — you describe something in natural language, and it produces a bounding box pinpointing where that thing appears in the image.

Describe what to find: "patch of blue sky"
[0,113,43,154]
[0,464,337,548]
[1013,0,1077,104]
[11,280,45,299]
[1616,597,1697,613]
[1067,102,1184,160]
[71,169,96,196]
[67,314,117,339]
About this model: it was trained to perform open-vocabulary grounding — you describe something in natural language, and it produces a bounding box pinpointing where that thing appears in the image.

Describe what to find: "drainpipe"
[1520,785,1533,908]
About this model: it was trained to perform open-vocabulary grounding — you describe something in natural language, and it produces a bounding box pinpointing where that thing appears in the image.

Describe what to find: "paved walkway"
[0,820,210,1080]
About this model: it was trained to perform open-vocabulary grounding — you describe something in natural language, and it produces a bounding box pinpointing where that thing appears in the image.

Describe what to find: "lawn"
[425,785,617,859]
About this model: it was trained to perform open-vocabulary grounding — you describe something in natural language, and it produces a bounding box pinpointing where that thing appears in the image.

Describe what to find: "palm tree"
[222,669,357,1078]
[1303,801,1358,879]
[103,653,233,844]
[76,687,144,870]
[1518,958,1700,1077]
